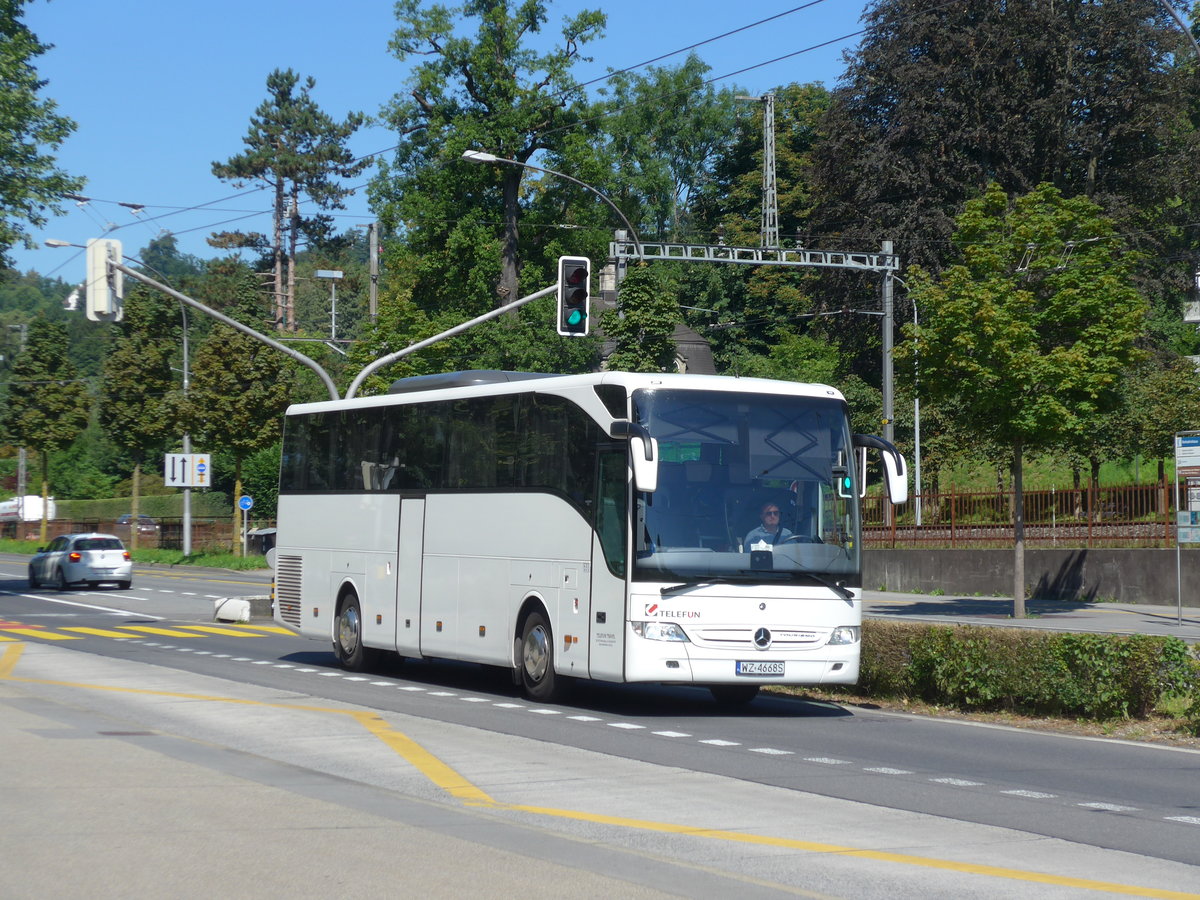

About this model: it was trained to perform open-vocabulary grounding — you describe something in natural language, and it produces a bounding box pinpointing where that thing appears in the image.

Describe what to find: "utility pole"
[882,240,894,448]
[736,93,779,247]
[368,222,378,323]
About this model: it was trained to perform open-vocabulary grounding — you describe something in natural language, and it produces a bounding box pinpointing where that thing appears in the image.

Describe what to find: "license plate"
[736,660,784,676]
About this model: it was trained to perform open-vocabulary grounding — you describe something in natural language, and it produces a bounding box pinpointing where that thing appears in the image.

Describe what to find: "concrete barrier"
[864,547,1200,607]
[214,595,273,623]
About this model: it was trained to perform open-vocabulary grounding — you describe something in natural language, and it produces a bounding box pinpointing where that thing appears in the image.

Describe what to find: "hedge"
[858,621,1199,720]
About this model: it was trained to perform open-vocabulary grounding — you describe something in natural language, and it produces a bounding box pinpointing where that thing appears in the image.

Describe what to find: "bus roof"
[286,371,847,416]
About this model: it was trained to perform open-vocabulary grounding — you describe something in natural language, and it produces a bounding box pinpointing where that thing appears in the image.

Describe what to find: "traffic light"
[556,256,591,336]
[85,238,124,322]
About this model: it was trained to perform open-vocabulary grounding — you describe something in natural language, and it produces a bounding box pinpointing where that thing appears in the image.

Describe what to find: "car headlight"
[631,621,690,642]
[828,626,860,645]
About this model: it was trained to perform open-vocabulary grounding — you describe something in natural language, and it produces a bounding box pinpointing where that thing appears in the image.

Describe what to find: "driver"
[744,502,792,549]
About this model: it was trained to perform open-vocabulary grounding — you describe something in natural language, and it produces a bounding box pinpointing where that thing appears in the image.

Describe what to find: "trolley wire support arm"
[344,284,558,399]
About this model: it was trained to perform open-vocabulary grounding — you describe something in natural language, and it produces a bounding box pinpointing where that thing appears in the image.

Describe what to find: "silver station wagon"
[29,533,133,590]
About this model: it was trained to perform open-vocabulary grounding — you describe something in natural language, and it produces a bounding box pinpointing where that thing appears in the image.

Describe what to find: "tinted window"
[279,393,603,514]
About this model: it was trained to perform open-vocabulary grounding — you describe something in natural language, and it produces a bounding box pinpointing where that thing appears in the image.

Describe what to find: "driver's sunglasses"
[764,509,780,516]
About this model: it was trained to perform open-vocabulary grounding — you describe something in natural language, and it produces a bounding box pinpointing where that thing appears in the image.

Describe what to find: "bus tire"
[709,684,759,706]
[334,591,376,672]
[521,610,569,703]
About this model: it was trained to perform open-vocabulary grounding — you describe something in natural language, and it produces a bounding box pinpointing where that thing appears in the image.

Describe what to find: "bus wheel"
[709,684,759,706]
[521,610,569,703]
[334,592,372,672]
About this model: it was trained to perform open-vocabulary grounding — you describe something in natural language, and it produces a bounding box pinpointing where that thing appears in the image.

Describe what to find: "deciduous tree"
[901,182,1146,615]
[1,318,88,541]
[0,0,84,268]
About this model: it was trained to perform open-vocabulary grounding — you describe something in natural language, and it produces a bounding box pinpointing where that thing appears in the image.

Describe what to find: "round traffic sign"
[238,495,254,511]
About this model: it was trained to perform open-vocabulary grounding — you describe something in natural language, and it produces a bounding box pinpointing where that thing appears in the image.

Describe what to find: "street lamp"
[461,150,644,261]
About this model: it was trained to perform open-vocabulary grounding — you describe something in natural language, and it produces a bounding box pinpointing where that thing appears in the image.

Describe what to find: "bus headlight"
[631,621,690,642]
[828,626,860,645]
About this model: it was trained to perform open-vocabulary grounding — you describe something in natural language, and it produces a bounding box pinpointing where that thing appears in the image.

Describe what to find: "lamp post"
[315,269,344,341]
[461,150,644,261]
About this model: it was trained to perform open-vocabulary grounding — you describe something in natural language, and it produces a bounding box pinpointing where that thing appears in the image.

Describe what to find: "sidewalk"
[862,590,1200,644]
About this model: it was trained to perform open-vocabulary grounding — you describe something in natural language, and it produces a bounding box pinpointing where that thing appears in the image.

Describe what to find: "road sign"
[164,453,212,488]
[1176,434,1200,478]
[238,495,254,511]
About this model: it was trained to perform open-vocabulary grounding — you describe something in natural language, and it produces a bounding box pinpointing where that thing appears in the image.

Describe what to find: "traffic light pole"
[344,284,557,399]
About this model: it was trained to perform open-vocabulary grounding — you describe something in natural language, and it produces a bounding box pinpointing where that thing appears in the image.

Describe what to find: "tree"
[901,182,1146,616]
[0,0,84,269]
[375,0,605,309]
[98,285,181,550]
[181,264,292,552]
[212,69,366,332]
[601,264,679,372]
[1,318,89,541]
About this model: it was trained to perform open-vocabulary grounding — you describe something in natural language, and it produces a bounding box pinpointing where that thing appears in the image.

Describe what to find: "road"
[2,555,1198,898]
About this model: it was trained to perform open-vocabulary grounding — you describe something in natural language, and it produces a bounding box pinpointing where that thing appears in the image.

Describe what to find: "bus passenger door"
[394,497,424,657]
[589,445,628,681]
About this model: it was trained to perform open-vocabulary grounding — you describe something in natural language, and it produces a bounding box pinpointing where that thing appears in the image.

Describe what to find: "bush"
[858,621,1198,720]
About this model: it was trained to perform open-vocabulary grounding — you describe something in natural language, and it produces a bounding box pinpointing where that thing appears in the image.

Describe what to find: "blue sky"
[16,0,871,279]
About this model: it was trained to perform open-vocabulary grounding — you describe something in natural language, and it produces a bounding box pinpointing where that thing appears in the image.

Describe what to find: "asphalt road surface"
[2,556,1198,898]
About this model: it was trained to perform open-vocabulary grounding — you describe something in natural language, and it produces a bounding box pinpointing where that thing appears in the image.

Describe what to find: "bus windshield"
[632,388,860,586]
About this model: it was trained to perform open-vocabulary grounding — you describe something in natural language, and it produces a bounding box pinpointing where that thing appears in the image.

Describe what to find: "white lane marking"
[7,593,166,619]
[865,767,912,775]
[1079,802,1138,812]
[749,748,793,755]
[429,691,456,697]
[568,714,601,721]
[494,702,523,709]
[1165,816,1200,825]
[294,667,317,672]
[700,739,740,746]
[653,731,692,738]
[609,722,644,730]
[369,680,393,685]
[252,660,273,665]
[930,777,983,786]
[175,648,193,652]
[461,697,491,703]
[231,657,252,662]
[804,757,851,765]
[1001,790,1057,799]
[319,672,342,677]
[344,676,370,681]
[399,686,425,692]
[530,709,561,715]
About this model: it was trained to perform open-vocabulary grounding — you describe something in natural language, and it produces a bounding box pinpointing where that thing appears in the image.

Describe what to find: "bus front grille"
[275,554,303,627]
[690,627,826,649]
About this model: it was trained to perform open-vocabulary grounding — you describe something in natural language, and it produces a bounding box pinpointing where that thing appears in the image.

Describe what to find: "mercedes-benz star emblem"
[753,627,772,650]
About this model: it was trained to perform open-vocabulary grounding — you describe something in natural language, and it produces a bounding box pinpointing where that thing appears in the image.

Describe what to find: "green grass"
[0,538,267,571]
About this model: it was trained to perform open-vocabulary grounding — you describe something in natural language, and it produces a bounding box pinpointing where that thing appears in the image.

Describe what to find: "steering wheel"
[778,534,821,544]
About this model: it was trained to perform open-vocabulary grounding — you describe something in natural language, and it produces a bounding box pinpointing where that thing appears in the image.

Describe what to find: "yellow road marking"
[61,627,140,639]
[2,628,79,641]
[0,634,17,642]
[0,643,1194,899]
[116,625,204,638]
[217,624,293,634]
[175,625,268,637]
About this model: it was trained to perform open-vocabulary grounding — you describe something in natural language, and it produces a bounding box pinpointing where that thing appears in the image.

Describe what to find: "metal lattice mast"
[761,92,778,248]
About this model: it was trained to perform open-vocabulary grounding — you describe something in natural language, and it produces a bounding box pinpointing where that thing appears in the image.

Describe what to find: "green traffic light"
[567,310,584,326]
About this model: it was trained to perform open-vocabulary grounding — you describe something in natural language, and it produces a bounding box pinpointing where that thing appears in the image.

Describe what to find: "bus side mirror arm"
[609,421,659,493]
[852,434,909,504]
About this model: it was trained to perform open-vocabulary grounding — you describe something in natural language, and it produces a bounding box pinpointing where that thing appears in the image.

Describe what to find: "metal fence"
[864,481,1180,548]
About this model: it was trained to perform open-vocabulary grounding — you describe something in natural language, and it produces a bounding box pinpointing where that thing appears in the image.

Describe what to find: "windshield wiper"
[795,572,854,600]
[660,578,741,596]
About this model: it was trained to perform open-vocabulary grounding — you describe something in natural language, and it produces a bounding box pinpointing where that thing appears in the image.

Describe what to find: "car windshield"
[76,538,123,551]
[631,388,861,586]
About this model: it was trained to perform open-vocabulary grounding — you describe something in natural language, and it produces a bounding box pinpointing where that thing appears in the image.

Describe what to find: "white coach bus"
[273,370,907,704]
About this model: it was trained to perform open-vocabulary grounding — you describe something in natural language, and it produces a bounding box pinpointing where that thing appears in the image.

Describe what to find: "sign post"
[238,494,254,557]
[1173,432,1200,626]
